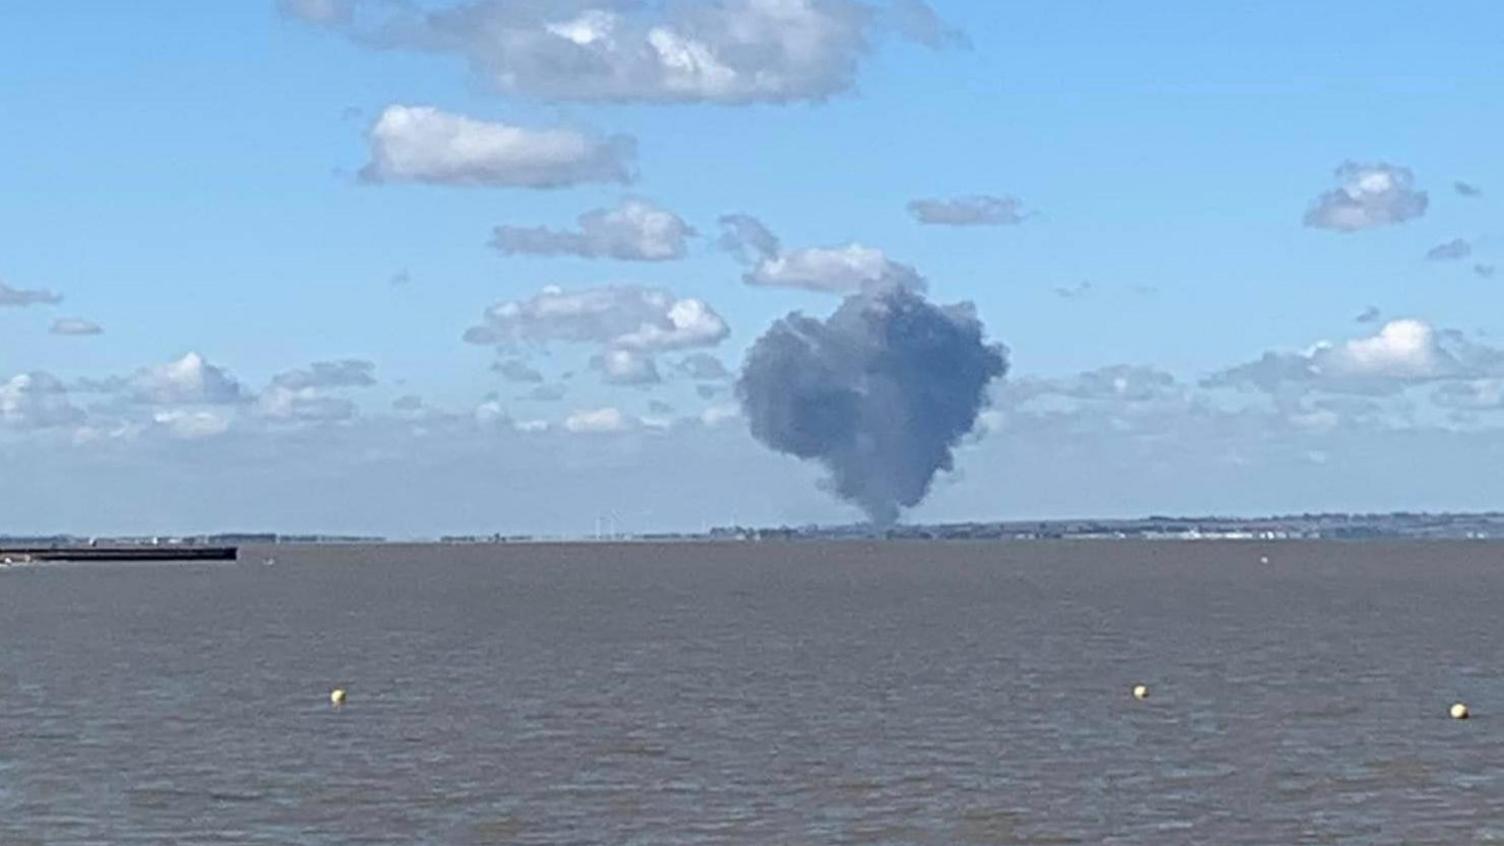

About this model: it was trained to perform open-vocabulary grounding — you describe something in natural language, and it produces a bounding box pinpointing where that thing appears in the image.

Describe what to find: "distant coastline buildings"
[5,511,1503,546]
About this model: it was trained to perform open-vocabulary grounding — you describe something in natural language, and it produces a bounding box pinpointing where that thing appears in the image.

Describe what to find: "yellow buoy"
[1451,702,1470,720]
[330,688,347,707]
[1132,684,1150,700]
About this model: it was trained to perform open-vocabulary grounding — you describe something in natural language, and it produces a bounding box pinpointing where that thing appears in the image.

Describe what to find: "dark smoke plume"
[737,286,1008,525]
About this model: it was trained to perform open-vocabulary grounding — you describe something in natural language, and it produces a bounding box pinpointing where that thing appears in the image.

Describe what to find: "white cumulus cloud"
[257,386,358,423]
[564,406,633,433]
[719,214,923,293]
[466,285,729,354]
[591,349,661,386]
[1208,319,1504,395]
[1303,161,1428,232]
[0,372,83,429]
[153,409,232,439]
[362,105,635,188]
[286,0,959,105]
[492,199,693,261]
[271,359,376,390]
[131,353,246,405]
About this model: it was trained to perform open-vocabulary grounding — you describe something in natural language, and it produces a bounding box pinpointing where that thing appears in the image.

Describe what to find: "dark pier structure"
[0,545,238,563]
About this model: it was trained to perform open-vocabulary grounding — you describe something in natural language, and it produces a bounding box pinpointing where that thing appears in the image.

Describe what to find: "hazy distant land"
[8,510,1504,549]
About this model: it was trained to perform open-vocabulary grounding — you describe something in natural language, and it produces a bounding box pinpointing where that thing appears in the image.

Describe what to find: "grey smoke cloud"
[737,286,1007,524]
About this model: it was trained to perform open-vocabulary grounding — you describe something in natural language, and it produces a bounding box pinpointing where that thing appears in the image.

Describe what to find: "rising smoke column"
[737,286,1008,525]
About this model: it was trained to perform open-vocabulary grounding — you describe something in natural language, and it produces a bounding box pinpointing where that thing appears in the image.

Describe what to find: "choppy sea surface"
[2,541,1504,844]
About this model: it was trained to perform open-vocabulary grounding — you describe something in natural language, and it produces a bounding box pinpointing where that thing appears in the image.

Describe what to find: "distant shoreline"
[7,510,1504,547]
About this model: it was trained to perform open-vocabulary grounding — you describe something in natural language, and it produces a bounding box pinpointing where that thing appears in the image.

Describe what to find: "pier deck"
[0,546,238,563]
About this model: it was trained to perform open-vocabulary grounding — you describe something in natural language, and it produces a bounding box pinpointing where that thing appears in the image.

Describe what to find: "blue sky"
[3,1,1503,536]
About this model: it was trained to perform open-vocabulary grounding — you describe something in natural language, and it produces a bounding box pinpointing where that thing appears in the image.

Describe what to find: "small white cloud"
[0,280,62,307]
[720,214,923,294]
[0,372,82,429]
[131,353,244,405]
[494,358,544,383]
[1322,319,1442,380]
[1052,281,1092,300]
[592,349,661,386]
[278,0,350,24]
[699,404,741,427]
[676,353,731,381]
[492,199,694,261]
[614,298,729,351]
[153,408,231,439]
[50,318,103,336]
[361,105,635,189]
[272,359,375,390]
[1012,365,1182,404]
[717,214,781,262]
[474,398,509,425]
[1303,161,1428,232]
[564,406,633,433]
[256,386,357,423]
[467,285,729,354]
[907,195,1026,226]
[1425,239,1472,262]
[1433,379,1504,410]
[524,384,567,402]
[890,0,969,48]
[749,244,923,293]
